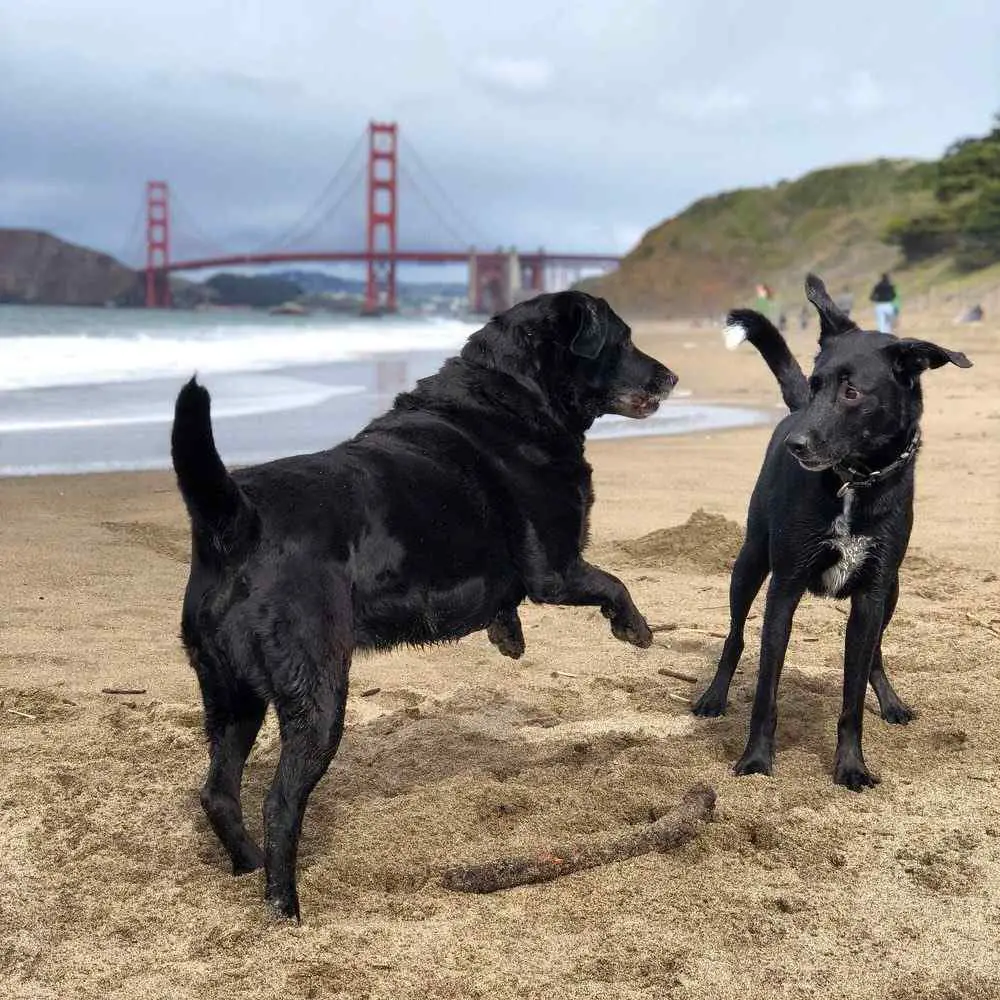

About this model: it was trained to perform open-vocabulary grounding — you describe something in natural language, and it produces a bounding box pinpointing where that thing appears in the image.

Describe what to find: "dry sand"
[2,311,999,1000]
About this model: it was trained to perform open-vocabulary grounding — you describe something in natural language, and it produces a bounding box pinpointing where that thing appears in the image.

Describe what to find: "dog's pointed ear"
[560,293,607,359]
[883,338,973,382]
[805,273,857,345]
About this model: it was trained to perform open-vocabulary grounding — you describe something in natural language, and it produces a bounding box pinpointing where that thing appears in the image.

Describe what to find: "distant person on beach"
[835,287,854,317]
[869,273,897,333]
[755,283,773,319]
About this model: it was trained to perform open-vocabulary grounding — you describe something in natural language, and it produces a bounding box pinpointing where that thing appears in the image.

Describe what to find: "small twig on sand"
[652,624,726,639]
[551,670,579,678]
[667,692,691,706]
[964,613,1000,639]
[864,700,881,718]
[101,688,147,696]
[831,605,849,617]
[359,687,381,698]
[657,667,699,684]
[7,708,37,720]
[441,782,716,894]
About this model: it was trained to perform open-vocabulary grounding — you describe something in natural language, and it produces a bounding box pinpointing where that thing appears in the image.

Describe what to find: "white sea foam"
[0,313,477,392]
[0,378,364,434]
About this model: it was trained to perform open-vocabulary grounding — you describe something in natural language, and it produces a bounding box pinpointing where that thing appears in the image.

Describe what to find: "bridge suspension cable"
[398,162,470,250]
[399,135,485,247]
[254,128,368,253]
[171,190,235,260]
[276,161,367,252]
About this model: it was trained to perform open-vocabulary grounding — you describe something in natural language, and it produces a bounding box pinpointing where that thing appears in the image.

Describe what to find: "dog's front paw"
[733,745,774,778]
[692,686,728,717]
[487,616,525,659]
[266,890,301,923]
[610,612,653,648]
[232,844,266,876]
[880,698,916,725]
[833,756,880,792]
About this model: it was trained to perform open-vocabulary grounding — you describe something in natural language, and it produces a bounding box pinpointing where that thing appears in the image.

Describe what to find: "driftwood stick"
[101,687,147,696]
[964,612,1000,639]
[7,708,37,720]
[441,782,716,894]
[656,667,699,684]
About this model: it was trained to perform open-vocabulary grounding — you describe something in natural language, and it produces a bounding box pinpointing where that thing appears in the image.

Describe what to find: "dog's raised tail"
[723,309,809,412]
[172,377,258,560]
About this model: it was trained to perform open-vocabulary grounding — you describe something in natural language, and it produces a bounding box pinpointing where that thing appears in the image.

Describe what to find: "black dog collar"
[833,428,922,498]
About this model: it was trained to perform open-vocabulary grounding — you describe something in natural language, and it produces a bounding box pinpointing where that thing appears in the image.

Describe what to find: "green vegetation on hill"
[586,159,937,317]
[587,113,1000,317]
[885,115,1000,272]
[205,273,303,309]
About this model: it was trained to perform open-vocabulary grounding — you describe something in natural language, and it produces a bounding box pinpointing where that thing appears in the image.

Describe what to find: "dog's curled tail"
[172,377,258,561]
[722,309,810,412]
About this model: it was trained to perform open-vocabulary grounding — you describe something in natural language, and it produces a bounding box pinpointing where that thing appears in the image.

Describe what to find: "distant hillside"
[268,269,467,300]
[0,229,140,306]
[586,159,939,317]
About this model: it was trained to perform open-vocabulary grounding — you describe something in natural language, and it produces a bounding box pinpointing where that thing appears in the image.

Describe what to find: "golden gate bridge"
[138,121,621,314]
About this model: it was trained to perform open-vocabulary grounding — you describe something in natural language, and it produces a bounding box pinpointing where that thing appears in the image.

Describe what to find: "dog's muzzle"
[612,367,678,419]
[785,432,836,471]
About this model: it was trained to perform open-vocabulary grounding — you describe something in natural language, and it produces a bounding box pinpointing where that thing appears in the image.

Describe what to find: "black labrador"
[692,274,971,790]
[171,290,677,919]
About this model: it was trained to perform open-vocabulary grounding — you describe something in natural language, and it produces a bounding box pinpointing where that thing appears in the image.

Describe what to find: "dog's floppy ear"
[883,338,973,382]
[564,294,607,359]
[805,273,857,345]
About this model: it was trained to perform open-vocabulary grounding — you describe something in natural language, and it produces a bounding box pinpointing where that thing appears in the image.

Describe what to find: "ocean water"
[0,304,770,477]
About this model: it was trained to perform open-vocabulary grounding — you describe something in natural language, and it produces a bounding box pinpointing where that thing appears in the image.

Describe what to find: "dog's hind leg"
[487,606,525,659]
[198,674,269,875]
[693,532,770,717]
[260,567,352,921]
[734,575,804,777]
[866,578,915,724]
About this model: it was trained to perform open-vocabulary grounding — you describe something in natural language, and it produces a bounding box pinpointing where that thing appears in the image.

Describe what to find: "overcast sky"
[2,0,998,271]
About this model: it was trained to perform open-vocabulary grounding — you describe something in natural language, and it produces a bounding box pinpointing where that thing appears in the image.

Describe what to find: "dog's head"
[463,291,677,429]
[785,273,972,472]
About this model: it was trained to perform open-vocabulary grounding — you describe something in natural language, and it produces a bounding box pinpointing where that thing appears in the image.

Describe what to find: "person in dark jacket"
[870,273,897,333]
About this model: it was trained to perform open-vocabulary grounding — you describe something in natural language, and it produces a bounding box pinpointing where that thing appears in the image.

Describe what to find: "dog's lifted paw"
[880,700,916,725]
[692,688,728,717]
[833,757,880,792]
[610,613,653,648]
[733,746,774,778]
[487,615,525,659]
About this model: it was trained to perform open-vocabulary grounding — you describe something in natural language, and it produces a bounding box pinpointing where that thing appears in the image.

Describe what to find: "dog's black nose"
[785,433,810,458]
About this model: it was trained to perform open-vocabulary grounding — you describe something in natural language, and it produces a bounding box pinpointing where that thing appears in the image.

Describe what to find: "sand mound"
[618,509,743,574]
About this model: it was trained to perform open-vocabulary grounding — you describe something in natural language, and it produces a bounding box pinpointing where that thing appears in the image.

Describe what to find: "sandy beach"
[2,311,999,1000]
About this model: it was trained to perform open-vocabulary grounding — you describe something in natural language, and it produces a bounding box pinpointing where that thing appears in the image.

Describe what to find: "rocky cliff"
[0,229,141,306]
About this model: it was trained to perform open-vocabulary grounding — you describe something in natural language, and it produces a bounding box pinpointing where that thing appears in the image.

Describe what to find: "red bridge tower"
[145,181,171,308]
[364,122,398,314]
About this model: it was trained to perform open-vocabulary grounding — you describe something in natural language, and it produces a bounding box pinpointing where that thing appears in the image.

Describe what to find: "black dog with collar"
[172,290,676,919]
[693,274,971,790]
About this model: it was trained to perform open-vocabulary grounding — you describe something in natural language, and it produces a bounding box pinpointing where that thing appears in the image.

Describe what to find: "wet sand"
[1,312,999,999]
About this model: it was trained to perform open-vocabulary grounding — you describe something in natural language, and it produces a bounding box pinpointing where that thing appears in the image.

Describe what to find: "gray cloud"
[1,0,998,271]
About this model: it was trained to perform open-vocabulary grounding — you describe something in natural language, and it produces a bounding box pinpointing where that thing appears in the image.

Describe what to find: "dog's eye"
[839,382,863,405]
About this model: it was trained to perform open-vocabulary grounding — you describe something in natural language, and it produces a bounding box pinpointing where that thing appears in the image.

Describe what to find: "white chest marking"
[821,489,871,596]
